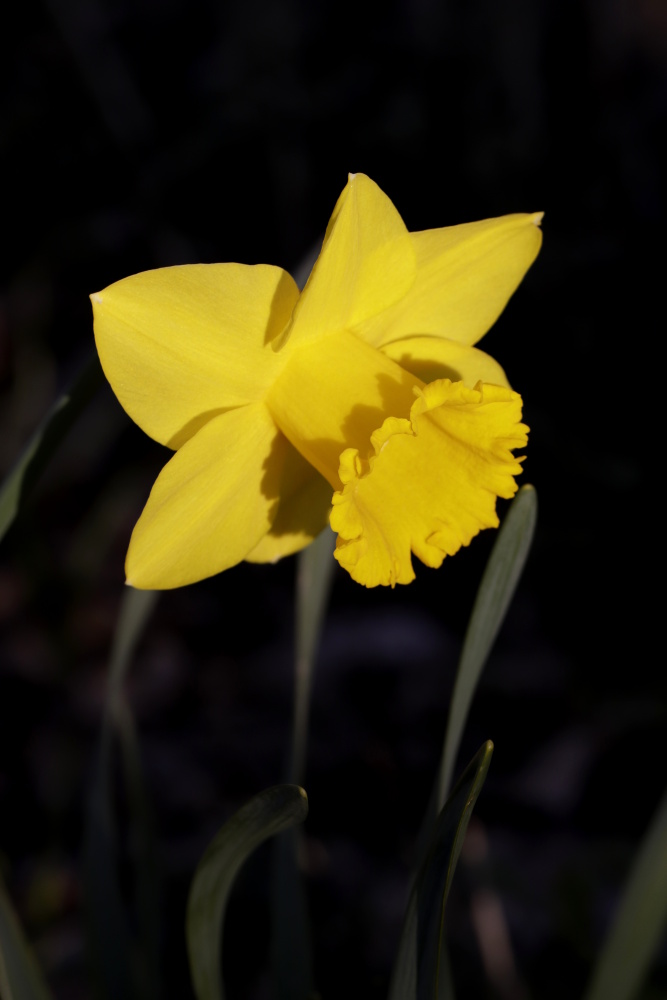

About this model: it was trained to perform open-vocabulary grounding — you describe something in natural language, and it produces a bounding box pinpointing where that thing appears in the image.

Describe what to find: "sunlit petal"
[354,213,543,349]
[266,329,419,487]
[282,173,416,348]
[92,263,298,448]
[126,404,285,589]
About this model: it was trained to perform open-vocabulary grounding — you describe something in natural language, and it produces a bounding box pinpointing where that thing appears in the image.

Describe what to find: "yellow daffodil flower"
[91,173,542,590]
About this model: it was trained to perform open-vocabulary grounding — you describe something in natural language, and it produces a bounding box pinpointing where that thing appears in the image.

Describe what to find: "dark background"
[0,1,664,998]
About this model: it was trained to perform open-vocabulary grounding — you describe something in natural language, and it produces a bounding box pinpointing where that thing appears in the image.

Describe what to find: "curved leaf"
[413,487,536,879]
[0,874,54,1000]
[270,528,335,1000]
[437,485,536,806]
[83,587,159,1000]
[0,354,103,544]
[290,526,335,786]
[270,828,313,1000]
[186,785,309,1000]
[583,784,667,1000]
[389,742,494,1000]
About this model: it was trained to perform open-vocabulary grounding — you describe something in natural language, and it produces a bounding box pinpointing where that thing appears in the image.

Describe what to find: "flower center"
[266,330,421,487]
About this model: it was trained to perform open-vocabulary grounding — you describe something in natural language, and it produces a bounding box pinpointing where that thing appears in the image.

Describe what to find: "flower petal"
[381,335,510,388]
[353,213,543,349]
[281,174,416,348]
[126,404,285,589]
[266,329,419,488]
[245,445,332,563]
[92,264,299,448]
[330,380,528,587]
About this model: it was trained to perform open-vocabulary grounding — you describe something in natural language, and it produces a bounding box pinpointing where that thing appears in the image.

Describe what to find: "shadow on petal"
[167,407,238,450]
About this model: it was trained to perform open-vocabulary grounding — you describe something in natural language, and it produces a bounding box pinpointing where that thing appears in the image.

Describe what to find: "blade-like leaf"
[186,785,309,1000]
[270,528,334,1000]
[438,486,536,807]
[0,875,54,1000]
[270,828,313,1000]
[83,587,159,1000]
[583,784,667,1000]
[389,741,494,1000]
[413,488,536,878]
[0,354,103,544]
[107,588,160,698]
[114,695,161,1000]
[290,526,336,786]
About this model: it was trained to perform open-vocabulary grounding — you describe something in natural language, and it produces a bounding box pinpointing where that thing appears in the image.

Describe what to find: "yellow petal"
[266,329,419,488]
[92,264,298,448]
[281,174,416,348]
[126,404,285,589]
[353,213,543,349]
[330,380,528,587]
[381,335,510,388]
[245,445,332,563]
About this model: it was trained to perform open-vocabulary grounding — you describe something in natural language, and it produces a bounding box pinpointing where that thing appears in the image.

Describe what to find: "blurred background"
[0,1,664,997]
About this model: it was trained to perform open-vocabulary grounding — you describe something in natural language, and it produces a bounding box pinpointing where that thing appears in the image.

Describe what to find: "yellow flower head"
[91,174,542,589]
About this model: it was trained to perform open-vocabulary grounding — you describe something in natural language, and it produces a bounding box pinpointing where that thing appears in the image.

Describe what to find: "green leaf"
[270,828,313,1000]
[0,354,103,544]
[290,525,336,786]
[114,694,162,1000]
[413,487,536,878]
[0,874,54,1000]
[437,485,537,807]
[389,741,494,1000]
[83,587,159,1000]
[107,588,160,697]
[269,528,335,1000]
[583,785,667,1000]
[186,785,309,1000]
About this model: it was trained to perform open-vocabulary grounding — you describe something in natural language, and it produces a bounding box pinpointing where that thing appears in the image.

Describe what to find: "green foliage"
[269,529,336,1000]
[6,386,663,1000]
[0,876,54,1000]
[290,526,336,787]
[438,484,537,807]
[83,587,160,1000]
[388,742,494,1000]
[186,785,309,1000]
[414,485,537,871]
[270,827,314,1000]
[583,786,667,1000]
[0,355,103,544]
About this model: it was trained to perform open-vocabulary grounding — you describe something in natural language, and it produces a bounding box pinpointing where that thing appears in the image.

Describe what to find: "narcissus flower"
[92,174,542,589]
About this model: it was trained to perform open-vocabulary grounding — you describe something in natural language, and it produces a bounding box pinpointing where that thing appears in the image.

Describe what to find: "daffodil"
[91,174,542,589]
